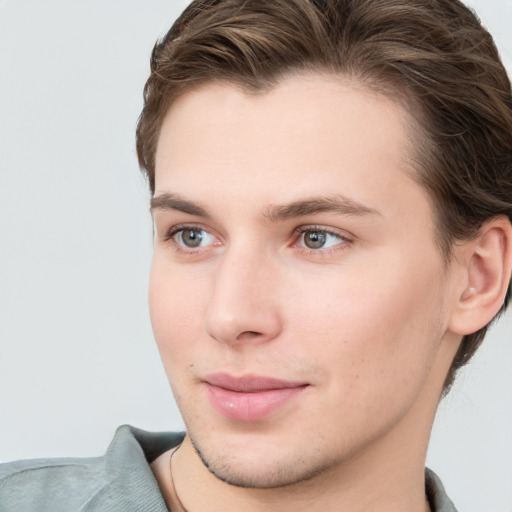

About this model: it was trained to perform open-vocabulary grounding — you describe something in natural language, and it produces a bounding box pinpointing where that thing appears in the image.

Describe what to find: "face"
[150,74,457,488]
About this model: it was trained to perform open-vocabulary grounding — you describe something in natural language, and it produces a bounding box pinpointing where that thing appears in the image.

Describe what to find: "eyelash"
[163,223,352,256]
[292,225,351,256]
[164,223,216,255]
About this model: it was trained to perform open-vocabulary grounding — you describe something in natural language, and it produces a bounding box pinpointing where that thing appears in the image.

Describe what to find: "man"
[1,0,511,511]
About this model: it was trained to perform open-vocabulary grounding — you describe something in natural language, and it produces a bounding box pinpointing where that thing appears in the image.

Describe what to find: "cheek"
[288,259,446,391]
[148,256,208,365]
[286,277,444,443]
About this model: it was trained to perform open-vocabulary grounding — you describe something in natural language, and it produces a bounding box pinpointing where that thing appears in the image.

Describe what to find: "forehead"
[154,74,424,220]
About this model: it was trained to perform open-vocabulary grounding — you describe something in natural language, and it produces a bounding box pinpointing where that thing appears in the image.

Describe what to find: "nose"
[203,246,282,346]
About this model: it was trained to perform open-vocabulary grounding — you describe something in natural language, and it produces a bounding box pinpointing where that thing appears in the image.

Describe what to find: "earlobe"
[449,216,512,335]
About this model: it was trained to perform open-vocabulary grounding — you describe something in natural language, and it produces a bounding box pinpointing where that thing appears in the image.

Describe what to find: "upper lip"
[204,373,309,392]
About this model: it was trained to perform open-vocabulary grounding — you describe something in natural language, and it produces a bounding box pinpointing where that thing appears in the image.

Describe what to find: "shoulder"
[0,456,105,511]
[425,467,459,512]
[0,425,185,512]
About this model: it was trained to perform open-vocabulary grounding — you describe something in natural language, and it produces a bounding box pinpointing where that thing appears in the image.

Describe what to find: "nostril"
[237,330,263,341]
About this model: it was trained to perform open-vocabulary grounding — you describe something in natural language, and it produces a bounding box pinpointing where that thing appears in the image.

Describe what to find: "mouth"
[203,373,310,422]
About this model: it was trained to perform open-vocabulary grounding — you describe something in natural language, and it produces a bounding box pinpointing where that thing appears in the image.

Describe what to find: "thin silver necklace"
[169,444,190,512]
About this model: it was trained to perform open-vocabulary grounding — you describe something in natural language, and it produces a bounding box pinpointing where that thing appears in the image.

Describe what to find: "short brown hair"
[136,0,512,391]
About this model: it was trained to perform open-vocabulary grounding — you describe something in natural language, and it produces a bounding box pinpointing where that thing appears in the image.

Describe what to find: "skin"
[149,74,470,512]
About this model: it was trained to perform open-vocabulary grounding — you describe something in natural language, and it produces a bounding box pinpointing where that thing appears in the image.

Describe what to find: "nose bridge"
[203,241,281,345]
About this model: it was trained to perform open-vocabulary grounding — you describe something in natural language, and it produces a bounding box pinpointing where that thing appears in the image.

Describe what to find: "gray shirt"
[0,425,458,511]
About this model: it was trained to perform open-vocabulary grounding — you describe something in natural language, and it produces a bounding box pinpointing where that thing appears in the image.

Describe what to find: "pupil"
[182,229,203,247]
[305,231,326,249]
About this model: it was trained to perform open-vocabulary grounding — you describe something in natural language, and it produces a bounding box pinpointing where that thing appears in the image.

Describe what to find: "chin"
[189,430,336,489]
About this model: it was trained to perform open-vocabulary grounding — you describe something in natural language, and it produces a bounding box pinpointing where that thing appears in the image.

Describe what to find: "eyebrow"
[150,192,380,221]
[150,193,210,218]
[264,195,381,222]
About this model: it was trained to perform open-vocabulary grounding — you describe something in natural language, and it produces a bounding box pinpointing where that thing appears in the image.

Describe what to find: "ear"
[448,216,512,336]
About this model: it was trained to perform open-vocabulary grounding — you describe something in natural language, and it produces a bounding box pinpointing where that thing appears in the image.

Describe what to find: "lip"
[204,373,309,422]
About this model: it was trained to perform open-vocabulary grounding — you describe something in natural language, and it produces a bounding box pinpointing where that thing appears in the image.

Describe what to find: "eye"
[172,227,217,249]
[297,229,346,250]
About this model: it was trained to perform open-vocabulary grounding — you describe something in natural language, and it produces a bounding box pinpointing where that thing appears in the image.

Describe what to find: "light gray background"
[0,1,511,511]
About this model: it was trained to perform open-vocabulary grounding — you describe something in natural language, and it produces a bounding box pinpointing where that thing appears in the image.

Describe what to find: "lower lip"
[206,384,308,422]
